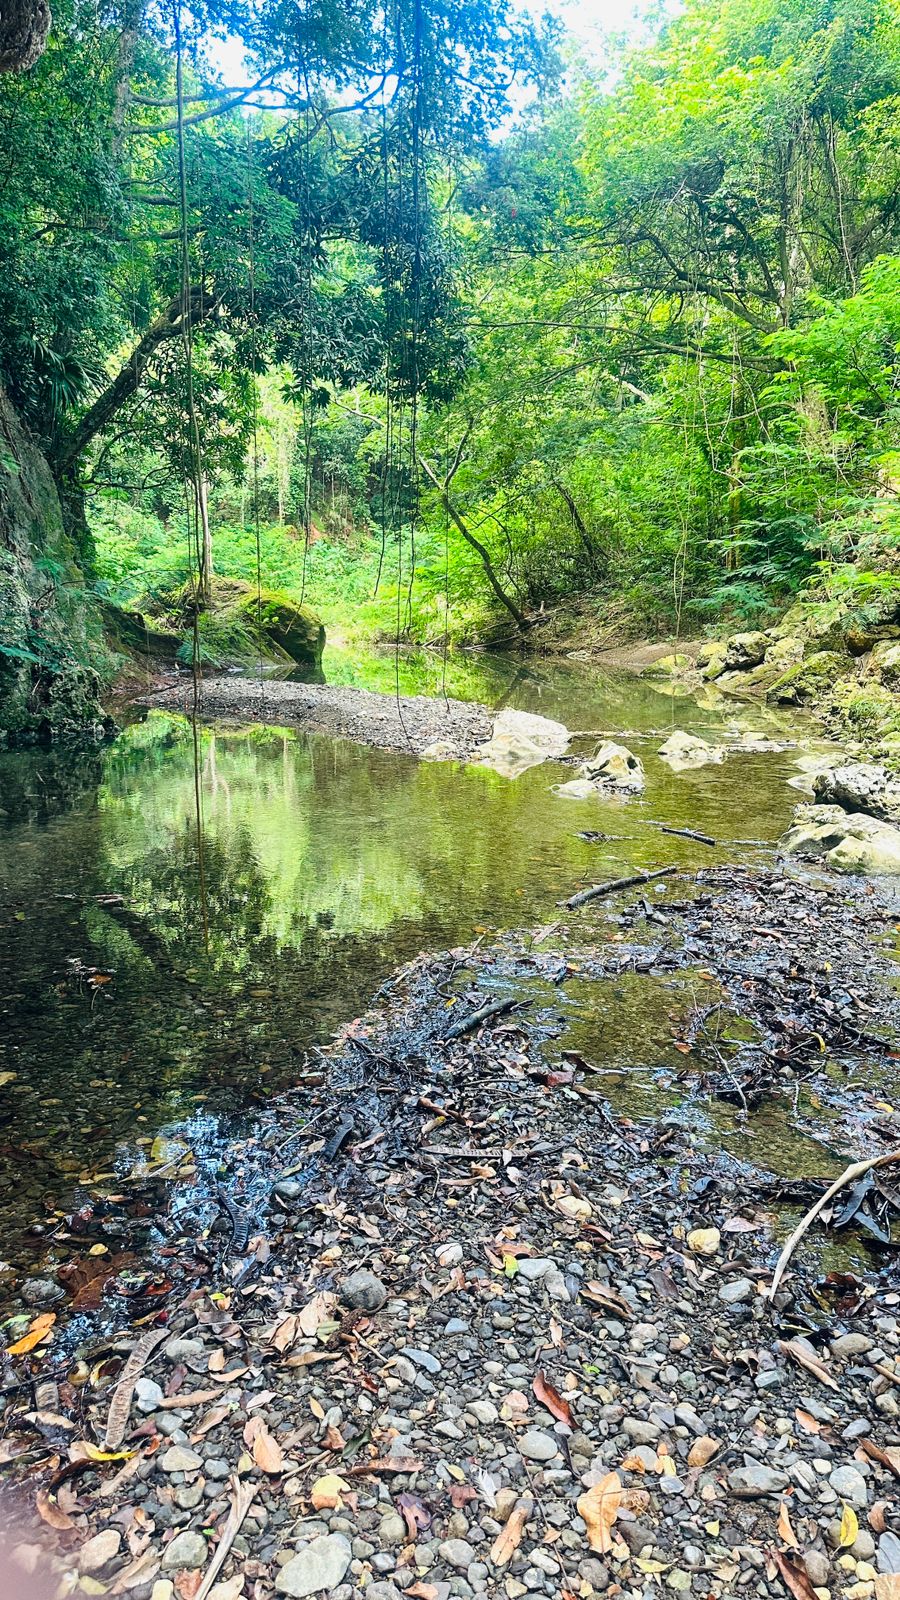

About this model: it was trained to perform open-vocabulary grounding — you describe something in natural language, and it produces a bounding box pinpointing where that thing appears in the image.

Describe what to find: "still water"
[0,649,829,1277]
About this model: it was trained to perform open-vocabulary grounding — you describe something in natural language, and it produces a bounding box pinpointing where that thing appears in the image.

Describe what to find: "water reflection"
[0,654,813,1276]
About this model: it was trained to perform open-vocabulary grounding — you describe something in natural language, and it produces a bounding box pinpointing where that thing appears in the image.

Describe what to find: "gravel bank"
[5,867,900,1600]
[142,674,494,756]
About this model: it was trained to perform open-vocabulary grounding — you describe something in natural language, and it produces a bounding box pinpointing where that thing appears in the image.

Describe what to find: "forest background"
[5,0,900,681]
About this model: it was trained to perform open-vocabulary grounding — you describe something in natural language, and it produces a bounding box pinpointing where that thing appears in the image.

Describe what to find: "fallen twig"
[768,1149,900,1299]
[444,997,527,1040]
[564,865,677,910]
[195,1475,258,1600]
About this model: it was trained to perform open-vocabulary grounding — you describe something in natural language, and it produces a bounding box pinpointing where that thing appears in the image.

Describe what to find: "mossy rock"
[236,589,324,670]
[766,650,847,705]
[774,599,849,657]
[641,652,691,679]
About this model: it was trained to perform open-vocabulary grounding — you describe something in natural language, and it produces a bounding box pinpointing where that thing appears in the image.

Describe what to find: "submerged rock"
[421,739,461,762]
[471,707,569,778]
[781,803,900,874]
[658,731,724,771]
[556,740,645,799]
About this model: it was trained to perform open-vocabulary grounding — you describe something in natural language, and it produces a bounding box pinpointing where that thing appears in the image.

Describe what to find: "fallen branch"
[444,997,527,1041]
[564,865,677,910]
[768,1149,900,1300]
[658,824,717,847]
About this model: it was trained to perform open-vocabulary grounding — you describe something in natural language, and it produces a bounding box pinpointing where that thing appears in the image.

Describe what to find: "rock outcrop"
[0,385,112,742]
[470,708,570,778]
[782,803,900,875]
[812,761,900,824]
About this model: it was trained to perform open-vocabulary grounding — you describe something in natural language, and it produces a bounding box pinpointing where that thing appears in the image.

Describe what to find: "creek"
[0,647,864,1301]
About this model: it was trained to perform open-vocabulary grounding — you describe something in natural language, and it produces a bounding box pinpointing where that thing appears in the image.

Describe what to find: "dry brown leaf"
[621,1452,651,1474]
[687,1435,720,1469]
[580,1281,633,1320]
[158,1389,222,1411]
[871,1501,889,1533]
[860,1438,900,1483]
[489,1497,533,1567]
[776,1339,838,1392]
[769,1549,817,1600]
[532,1371,573,1427]
[252,1427,283,1475]
[777,1500,798,1550]
[7,1313,56,1356]
[310,1473,350,1510]
[296,1292,336,1338]
[577,1472,623,1554]
[876,1577,900,1600]
[794,1409,821,1435]
[208,1348,226,1373]
[404,1584,439,1600]
[271,1314,298,1354]
[191,1404,231,1442]
[35,1488,75,1531]
[175,1572,202,1600]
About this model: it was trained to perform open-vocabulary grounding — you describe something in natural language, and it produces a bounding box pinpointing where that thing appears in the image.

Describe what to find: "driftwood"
[444,997,527,1041]
[195,1476,259,1600]
[565,865,677,910]
[659,824,717,847]
[768,1149,900,1299]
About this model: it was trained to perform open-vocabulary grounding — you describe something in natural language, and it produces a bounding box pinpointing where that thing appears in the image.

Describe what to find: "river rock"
[21,1277,64,1307]
[471,708,569,779]
[340,1269,387,1311]
[878,1531,900,1573]
[78,1531,121,1573]
[161,1531,208,1570]
[728,1461,789,1497]
[421,740,461,761]
[642,653,691,678]
[781,803,900,874]
[160,1446,202,1474]
[723,631,768,670]
[275,1535,352,1596]
[767,649,847,704]
[519,1429,559,1461]
[580,741,645,792]
[813,760,900,824]
[658,730,724,771]
[828,1464,868,1506]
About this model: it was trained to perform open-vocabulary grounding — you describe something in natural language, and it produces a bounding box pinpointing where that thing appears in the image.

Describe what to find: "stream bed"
[0,647,881,1302]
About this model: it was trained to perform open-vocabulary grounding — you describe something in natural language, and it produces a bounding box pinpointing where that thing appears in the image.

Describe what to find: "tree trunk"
[418,452,530,632]
[0,0,50,72]
[551,479,605,581]
[54,287,216,477]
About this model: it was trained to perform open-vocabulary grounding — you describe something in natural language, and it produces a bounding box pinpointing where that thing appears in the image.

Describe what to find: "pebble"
[828,1464,868,1507]
[401,1347,442,1374]
[135,1377,165,1414]
[159,1446,202,1474]
[20,1277,64,1307]
[164,1337,205,1367]
[78,1531,122,1573]
[467,1399,498,1426]
[878,1531,900,1574]
[161,1531,208,1571]
[275,1535,353,1596]
[518,1430,559,1461]
[718,1277,754,1304]
[831,1334,874,1359]
[439,1540,475,1570]
[378,1515,407,1546]
[517,1258,556,1281]
[728,1461,789,1497]
[341,1271,387,1311]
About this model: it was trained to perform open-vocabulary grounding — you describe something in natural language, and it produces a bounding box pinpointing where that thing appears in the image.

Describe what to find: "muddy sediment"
[4,866,900,1598]
[142,674,494,757]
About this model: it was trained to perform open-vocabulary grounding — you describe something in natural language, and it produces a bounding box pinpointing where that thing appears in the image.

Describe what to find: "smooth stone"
[275,1535,353,1596]
[828,1464,868,1507]
[830,1334,874,1359]
[341,1271,387,1312]
[161,1531,208,1571]
[719,1278,754,1305]
[164,1337,205,1367]
[135,1378,165,1414]
[878,1531,900,1574]
[401,1347,441,1374]
[468,1400,498,1426]
[21,1278,64,1307]
[439,1540,475,1570]
[519,1430,559,1462]
[159,1446,202,1474]
[728,1461,789,1497]
[78,1530,122,1573]
[378,1515,407,1547]
[517,1259,556,1281]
